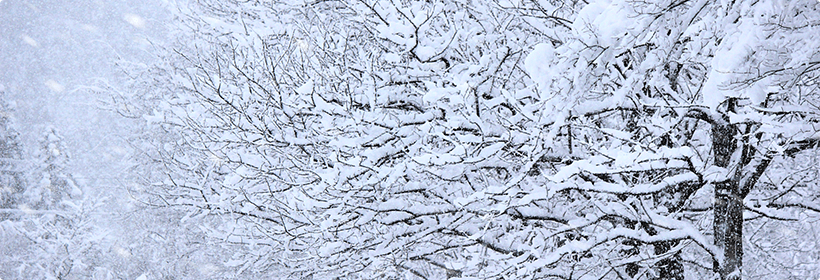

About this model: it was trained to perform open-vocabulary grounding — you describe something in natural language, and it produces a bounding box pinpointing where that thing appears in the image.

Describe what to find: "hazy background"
[0,0,169,198]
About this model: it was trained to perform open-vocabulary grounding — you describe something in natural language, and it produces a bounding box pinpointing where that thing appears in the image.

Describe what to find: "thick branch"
[737,151,774,198]
[784,137,820,157]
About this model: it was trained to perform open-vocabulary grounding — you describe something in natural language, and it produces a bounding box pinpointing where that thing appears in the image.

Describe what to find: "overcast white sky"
[0,0,169,193]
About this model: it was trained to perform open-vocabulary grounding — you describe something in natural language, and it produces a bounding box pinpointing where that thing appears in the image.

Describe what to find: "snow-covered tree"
[0,126,107,279]
[520,1,820,278]
[1,198,107,279]
[0,85,26,217]
[24,126,82,210]
[128,0,820,279]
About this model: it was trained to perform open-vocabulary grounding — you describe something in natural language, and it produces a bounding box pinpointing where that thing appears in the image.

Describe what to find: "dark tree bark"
[710,106,743,280]
[713,180,743,280]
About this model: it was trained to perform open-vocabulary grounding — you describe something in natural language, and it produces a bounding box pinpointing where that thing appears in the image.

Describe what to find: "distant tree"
[0,84,30,279]
[24,126,82,209]
[0,85,26,217]
[128,0,820,279]
[0,126,104,280]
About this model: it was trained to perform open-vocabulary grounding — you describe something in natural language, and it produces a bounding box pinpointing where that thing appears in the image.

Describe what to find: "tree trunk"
[711,120,742,280]
[714,181,742,280]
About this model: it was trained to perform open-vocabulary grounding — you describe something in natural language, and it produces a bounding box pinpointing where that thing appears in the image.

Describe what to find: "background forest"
[1,0,820,279]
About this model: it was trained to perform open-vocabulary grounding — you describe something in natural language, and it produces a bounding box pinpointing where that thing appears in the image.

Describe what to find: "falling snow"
[2,0,820,279]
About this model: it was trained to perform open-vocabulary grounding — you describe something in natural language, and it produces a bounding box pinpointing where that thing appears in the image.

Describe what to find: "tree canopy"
[126,0,820,279]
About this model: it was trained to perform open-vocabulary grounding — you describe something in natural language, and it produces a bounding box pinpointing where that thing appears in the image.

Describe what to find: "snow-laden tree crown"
[123,0,820,279]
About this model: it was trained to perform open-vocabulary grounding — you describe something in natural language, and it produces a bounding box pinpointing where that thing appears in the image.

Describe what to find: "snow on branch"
[551,172,700,196]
